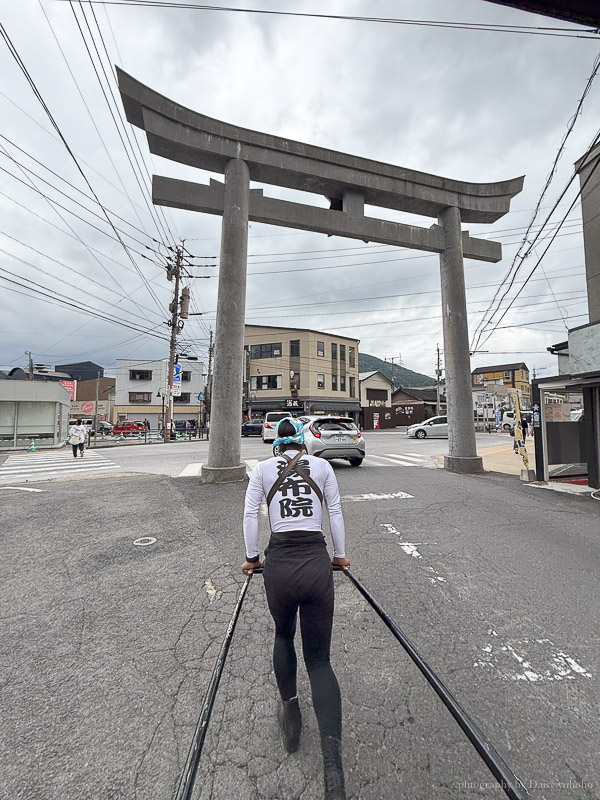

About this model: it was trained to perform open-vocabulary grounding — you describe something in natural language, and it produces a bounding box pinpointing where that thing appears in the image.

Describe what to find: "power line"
[475,156,600,349]
[0,20,167,318]
[51,2,600,39]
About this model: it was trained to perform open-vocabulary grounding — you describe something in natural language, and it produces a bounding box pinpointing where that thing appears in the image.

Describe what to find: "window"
[349,377,356,397]
[317,374,325,389]
[432,416,447,424]
[250,375,282,390]
[173,393,191,403]
[340,375,346,392]
[331,343,337,359]
[349,346,355,367]
[332,374,338,391]
[503,371,511,379]
[290,339,300,357]
[317,341,325,357]
[250,342,282,359]
[290,372,300,390]
[128,392,151,403]
[340,344,346,361]
[182,371,191,382]
[129,370,152,380]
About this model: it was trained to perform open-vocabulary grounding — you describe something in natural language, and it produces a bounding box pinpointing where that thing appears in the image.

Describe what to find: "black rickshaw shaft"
[173,571,254,800]
[341,567,530,800]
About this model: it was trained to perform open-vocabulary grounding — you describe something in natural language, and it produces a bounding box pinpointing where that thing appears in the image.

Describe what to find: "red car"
[112,421,144,436]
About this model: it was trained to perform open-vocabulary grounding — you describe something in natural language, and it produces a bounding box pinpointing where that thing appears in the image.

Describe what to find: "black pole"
[341,568,530,800]
[173,572,254,800]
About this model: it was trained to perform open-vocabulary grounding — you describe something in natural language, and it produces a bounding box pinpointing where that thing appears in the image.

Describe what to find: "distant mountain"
[358,352,434,388]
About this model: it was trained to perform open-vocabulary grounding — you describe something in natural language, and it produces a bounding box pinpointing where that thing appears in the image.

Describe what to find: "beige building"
[244,325,360,421]
[358,370,394,429]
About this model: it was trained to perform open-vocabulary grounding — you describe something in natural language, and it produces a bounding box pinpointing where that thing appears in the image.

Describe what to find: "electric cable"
[51,2,600,40]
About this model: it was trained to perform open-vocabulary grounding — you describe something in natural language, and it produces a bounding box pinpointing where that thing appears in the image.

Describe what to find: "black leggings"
[71,443,84,456]
[263,535,342,739]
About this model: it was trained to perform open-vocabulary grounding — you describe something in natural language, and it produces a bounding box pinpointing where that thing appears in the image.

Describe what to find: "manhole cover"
[133,537,157,547]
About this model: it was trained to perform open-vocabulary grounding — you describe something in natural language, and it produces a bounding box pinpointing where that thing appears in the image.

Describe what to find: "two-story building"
[358,371,394,429]
[244,325,361,422]
[114,358,205,428]
[471,362,531,409]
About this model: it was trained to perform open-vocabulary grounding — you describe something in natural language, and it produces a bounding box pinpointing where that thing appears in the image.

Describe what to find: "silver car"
[302,416,365,466]
[407,415,448,439]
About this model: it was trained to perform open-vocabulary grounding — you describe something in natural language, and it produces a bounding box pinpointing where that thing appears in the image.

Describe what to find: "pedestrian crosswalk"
[176,453,439,479]
[0,450,119,484]
[365,452,442,469]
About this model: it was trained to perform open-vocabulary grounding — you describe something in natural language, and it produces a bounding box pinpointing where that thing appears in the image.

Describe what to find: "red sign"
[80,401,94,414]
[59,380,76,400]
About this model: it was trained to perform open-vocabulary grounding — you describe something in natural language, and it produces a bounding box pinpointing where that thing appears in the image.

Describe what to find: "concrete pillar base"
[520,468,537,482]
[444,455,484,474]
[201,464,247,484]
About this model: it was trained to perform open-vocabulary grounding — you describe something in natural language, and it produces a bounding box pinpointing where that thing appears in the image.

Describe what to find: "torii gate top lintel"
[117,68,523,230]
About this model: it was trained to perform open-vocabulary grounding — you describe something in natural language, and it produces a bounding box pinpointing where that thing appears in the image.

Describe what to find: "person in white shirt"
[68,419,87,458]
[242,417,350,800]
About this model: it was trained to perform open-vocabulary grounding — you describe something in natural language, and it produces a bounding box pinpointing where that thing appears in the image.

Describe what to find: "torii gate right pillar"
[439,206,483,473]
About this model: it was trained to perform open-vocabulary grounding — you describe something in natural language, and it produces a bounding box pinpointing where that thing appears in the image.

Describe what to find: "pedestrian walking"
[68,419,86,458]
[521,416,528,441]
[241,418,350,800]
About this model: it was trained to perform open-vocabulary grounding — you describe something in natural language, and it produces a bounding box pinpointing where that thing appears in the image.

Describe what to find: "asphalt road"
[0,451,598,800]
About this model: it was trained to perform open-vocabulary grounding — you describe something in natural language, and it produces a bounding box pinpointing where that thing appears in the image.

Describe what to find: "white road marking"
[204,578,222,604]
[474,635,592,682]
[384,453,425,462]
[177,462,203,477]
[367,454,416,466]
[0,451,119,484]
[342,490,414,502]
[381,524,446,583]
[0,486,45,492]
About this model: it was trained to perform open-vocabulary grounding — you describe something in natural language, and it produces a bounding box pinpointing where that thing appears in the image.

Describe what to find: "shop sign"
[59,380,76,400]
[284,399,302,408]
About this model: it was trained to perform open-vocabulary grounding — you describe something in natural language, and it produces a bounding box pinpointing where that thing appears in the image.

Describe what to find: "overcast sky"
[1,0,599,380]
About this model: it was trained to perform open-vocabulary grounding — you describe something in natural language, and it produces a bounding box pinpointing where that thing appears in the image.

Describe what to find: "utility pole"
[26,351,34,380]
[436,344,443,416]
[164,245,184,443]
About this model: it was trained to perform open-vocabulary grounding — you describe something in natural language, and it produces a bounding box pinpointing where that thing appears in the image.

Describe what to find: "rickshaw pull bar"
[341,567,530,800]
[173,572,254,800]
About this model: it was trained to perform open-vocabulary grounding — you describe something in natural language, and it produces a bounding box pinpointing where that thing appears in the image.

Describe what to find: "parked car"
[262,411,292,443]
[570,409,584,422]
[499,411,515,431]
[112,421,144,436]
[97,421,113,435]
[242,419,263,437]
[301,415,365,466]
[407,415,448,439]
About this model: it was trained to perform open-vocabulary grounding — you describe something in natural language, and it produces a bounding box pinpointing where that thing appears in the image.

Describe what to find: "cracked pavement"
[0,464,599,799]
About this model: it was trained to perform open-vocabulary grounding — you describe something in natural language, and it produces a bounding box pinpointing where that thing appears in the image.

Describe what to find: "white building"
[114,359,205,428]
[0,380,71,449]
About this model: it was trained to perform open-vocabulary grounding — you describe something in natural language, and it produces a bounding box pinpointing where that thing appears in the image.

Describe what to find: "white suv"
[261,411,292,443]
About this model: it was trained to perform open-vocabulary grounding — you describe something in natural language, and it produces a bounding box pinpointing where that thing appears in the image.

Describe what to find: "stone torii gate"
[118,69,523,483]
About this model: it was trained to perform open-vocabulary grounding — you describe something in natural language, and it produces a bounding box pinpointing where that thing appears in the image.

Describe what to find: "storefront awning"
[308,400,361,413]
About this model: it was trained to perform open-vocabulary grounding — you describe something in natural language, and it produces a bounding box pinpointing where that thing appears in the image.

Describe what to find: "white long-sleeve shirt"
[243,447,346,559]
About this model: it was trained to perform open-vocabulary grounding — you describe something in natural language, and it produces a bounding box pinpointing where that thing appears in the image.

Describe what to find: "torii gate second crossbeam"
[118,69,523,482]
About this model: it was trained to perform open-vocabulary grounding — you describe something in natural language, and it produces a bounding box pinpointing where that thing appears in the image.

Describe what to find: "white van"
[261,411,292,443]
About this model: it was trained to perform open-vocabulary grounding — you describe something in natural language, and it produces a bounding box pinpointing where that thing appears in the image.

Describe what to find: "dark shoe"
[321,736,346,800]
[277,696,302,753]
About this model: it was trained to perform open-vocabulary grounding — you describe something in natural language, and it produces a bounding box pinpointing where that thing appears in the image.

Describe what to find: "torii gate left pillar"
[204,158,250,482]
[117,69,523,483]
